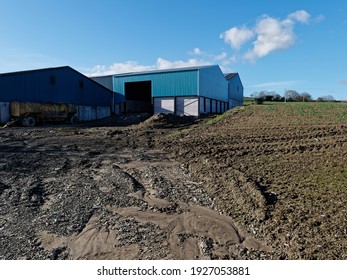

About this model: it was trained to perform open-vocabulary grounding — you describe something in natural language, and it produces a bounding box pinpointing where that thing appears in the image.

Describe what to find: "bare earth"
[0,104,346,259]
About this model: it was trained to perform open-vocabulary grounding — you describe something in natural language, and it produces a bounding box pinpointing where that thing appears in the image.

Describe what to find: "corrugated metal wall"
[228,74,244,103]
[90,76,113,91]
[0,67,112,107]
[114,69,199,98]
[199,66,229,102]
[113,66,233,115]
[89,76,126,114]
[0,102,10,123]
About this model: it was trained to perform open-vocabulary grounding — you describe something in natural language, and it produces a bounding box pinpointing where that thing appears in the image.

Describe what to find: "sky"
[0,0,347,100]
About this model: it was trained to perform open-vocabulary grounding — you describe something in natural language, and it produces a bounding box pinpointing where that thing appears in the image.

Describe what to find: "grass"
[313,166,347,190]
[204,106,246,126]
[205,112,229,126]
[243,97,255,106]
[253,102,347,125]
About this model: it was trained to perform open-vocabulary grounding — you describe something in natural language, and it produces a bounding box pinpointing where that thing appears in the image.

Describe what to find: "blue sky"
[0,0,346,100]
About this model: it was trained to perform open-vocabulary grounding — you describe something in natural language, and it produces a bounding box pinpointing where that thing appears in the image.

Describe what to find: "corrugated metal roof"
[0,66,114,94]
[0,66,114,106]
[224,73,238,80]
[88,74,114,78]
[0,66,69,77]
[113,65,219,77]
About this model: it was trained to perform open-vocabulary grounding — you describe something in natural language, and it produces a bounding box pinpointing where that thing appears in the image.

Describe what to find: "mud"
[157,105,347,259]
[1,106,346,260]
[0,117,269,260]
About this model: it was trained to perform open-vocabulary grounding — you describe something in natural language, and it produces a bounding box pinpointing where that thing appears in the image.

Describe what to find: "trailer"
[9,101,78,127]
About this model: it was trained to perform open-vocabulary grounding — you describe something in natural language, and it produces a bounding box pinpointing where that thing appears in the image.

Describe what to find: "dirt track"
[1,104,346,259]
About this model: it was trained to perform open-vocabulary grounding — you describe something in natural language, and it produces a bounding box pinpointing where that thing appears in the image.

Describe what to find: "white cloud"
[244,16,296,62]
[220,10,311,62]
[87,61,155,76]
[86,57,213,76]
[156,57,210,69]
[213,52,227,61]
[288,10,311,23]
[193,48,202,55]
[213,52,237,69]
[220,26,254,50]
[85,46,238,76]
[86,10,314,76]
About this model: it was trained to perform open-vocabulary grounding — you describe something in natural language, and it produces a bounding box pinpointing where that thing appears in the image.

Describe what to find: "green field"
[242,102,347,125]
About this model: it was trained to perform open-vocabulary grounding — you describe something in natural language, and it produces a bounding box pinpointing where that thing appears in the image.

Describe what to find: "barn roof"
[0,66,69,77]
[224,73,238,80]
[0,66,114,94]
[112,65,220,77]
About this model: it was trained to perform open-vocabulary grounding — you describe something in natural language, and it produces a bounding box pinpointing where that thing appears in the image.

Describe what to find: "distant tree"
[250,91,258,98]
[284,90,300,101]
[251,91,265,104]
[317,95,335,102]
[251,90,284,104]
[251,90,284,103]
[299,92,313,102]
[272,93,283,101]
[263,91,277,101]
[257,91,268,99]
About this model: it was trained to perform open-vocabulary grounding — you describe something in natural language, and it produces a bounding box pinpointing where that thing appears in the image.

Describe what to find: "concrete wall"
[154,97,175,114]
[176,97,199,116]
[153,97,200,116]
[77,106,110,121]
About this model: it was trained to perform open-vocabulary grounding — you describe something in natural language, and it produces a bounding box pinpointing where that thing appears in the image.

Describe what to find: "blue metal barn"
[225,73,244,108]
[112,65,243,116]
[0,66,114,123]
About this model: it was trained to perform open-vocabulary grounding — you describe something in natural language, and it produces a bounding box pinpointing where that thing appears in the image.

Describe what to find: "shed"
[0,66,114,123]
[113,65,230,116]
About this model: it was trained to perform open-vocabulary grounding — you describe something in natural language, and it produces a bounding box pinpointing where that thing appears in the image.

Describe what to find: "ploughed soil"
[1,103,346,260]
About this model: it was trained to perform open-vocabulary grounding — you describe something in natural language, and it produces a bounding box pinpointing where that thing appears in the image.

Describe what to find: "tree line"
[250,90,336,104]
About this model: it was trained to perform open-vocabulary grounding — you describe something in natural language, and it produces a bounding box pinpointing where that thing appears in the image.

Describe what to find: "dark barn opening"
[124,81,152,113]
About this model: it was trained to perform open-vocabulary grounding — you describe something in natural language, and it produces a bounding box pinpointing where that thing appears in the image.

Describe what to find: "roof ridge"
[0,66,70,77]
[112,64,219,77]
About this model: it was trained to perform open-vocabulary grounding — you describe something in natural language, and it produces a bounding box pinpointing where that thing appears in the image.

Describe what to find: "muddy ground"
[0,105,346,260]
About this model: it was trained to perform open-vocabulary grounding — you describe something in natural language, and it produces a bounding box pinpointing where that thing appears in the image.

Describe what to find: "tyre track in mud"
[2,108,345,260]
[158,108,347,260]
[0,123,270,260]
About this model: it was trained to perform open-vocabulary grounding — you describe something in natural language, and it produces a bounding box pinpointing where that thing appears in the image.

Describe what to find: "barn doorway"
[124,81,152,113]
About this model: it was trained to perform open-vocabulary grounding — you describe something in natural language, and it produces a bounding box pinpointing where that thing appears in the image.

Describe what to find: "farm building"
[0,66,116,124]
[225,73,244,108]
[92,65,243,116]
[90,74,125,115]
